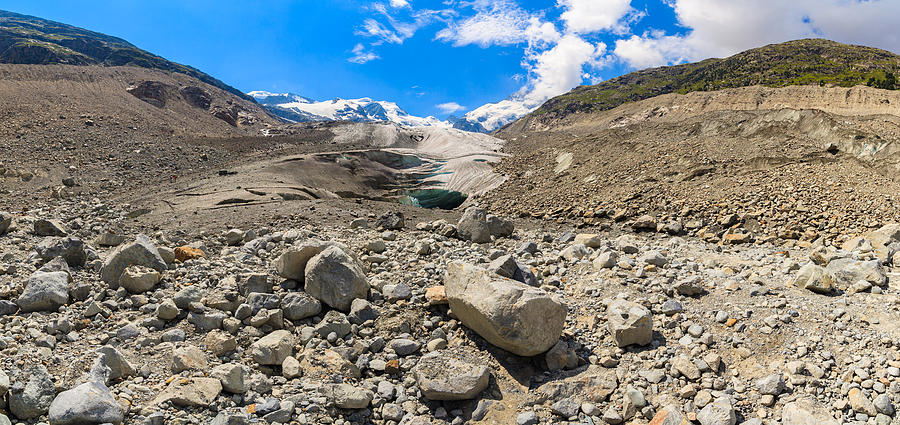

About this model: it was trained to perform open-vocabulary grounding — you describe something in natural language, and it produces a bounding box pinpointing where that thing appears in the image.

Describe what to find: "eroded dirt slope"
[489,85,900,245]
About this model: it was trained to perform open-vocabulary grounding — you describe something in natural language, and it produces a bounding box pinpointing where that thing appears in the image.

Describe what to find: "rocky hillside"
[502,39,900,134]
[484,83,900,249]
[0,9,252,101]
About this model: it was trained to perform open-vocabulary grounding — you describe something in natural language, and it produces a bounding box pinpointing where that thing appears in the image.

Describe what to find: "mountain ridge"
[250,91,469,129]
[501,38,900,135]
[0,9,253,101]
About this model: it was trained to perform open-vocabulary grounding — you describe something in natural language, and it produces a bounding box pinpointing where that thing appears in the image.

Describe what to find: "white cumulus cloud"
[436,102,467,114]
[612,0,900,69]
[558,0,636,34]
[464,34,607,130]
[436,1,560,47]
[521,34,606,104]
[614,31,696,69]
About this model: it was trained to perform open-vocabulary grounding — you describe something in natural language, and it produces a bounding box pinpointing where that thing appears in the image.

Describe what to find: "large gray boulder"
[273,239,338,282]
[825,258,887,288]
[281,292,322,320]
[250,330,295,365]
[305,246,368,312]
[486,214,514,238]
[151,377,221,407]
[792,263,832,294]
[34,237,86,267]
[321,384,373,409]
[99,234,167,286]
[17,271,70,312]
[607,299,653,347]
[34,219,66,236]
[445,262,567,356]
[456,207,514,243]
[697,398,736,425]
[457,207,492,243]
[48,381,125,425]
[93,346,135,383]
[413,349,490,400]
[9,365,56,420]
[782,398,838,425]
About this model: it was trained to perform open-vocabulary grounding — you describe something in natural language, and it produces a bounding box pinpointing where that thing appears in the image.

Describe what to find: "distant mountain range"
[250,91,510,133]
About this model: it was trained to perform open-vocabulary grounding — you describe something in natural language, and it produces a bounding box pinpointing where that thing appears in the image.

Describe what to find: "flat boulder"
[413,349,490,400]
[9,365,56,419]
[607,299,653,347]
[593,251,618,269]
[782,398,839,425]
[119,265,161,293]
[17,271,69,312]
[457,208,514,243]
[99,234,167,286]
[273,239,345,282]
[825,258,886,289]
[648,405,687,425]
[152,377,221,407]
[174,246,205,262]
[250,330,295,365]
[457,207,492,243]
[632,215,657,232]
[792,263,833,294]
[322,383,373,409]
[574,233,604,248]
[445,262,566,356]
[48,381,124,425]
[304,246,369,312]
[34,237,86,267]
[697,398,736,425]
[34,219,66,236]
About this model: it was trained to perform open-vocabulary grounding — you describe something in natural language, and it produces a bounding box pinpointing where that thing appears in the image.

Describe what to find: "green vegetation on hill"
[0,10,252,101]
[533,39,900,119]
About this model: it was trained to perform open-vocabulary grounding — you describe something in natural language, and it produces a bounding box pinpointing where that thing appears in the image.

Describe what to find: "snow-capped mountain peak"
[250,91,448,128]
[248,91,314,105]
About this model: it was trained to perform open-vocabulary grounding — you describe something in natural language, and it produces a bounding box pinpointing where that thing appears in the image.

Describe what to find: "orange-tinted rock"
[385,359,400,375]
[174,246,205,262]
[425,286,448,305]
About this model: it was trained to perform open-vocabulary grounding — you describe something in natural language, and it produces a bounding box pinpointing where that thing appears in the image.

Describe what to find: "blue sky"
[4,0,900,121]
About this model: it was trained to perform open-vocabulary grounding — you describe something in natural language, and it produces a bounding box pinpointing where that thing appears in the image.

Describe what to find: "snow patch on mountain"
[249,91,540,132]
[459,99,537,132]
[250,92,450,128]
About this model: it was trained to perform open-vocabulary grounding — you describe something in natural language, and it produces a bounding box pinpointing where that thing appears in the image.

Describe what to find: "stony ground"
[1,194,900,425]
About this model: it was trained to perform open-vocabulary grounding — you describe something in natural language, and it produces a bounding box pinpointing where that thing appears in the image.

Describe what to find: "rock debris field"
[1,201,900,425]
